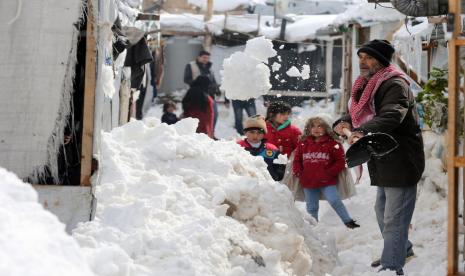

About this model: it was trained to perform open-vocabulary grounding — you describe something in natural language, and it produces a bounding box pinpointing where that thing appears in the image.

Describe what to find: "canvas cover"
[0,0,83,182]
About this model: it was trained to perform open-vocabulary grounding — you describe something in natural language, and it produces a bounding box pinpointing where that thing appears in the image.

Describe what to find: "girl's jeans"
[303,185,352,223]
[375,186,417,271]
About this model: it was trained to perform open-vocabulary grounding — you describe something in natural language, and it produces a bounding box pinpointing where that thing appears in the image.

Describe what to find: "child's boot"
[344,220,360,229]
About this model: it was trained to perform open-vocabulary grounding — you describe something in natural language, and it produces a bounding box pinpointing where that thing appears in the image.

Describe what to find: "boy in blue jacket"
[237,115,285,181]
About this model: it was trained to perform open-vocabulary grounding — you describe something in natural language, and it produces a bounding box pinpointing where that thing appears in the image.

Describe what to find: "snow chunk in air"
[221,36,277,100]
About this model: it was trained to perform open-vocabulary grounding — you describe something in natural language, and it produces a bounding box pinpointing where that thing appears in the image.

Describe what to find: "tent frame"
[448,0,465,275]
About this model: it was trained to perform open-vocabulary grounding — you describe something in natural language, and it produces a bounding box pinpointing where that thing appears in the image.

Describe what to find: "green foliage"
[416,67,448,133]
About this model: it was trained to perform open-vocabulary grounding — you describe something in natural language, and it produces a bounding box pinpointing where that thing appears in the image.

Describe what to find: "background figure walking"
[182,76,215,138]
[232,99,257,135]
[184,50,223,136]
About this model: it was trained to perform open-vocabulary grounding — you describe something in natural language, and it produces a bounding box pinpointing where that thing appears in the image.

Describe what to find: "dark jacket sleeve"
[356,79,410,134]
[269,163,285,181]
[184,63,193,85]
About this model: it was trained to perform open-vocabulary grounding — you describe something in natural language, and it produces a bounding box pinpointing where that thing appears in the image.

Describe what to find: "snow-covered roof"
[160,13,338,42]
[160,13,207,32]
[394,17,434,39]
[188,0,266,12]
[281,15,338,42]
[334,2,405,26]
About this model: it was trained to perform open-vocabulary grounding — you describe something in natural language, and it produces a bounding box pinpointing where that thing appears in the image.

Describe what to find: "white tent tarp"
[0,0,83,181]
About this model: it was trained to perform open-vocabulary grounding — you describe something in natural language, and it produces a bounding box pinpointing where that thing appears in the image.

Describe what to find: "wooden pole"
[340,31,352,114]
[325,40,334,103]
[80,0,97,186]
[448,0,461,273]
[203,0,213,51]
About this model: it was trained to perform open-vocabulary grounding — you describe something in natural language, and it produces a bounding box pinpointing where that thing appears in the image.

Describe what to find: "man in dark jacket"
[333,39,425,276]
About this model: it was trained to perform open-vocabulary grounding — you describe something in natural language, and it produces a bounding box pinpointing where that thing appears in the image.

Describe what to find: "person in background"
[150,48,164,103]
[237,115,284,181]
[161,100,179,125]
[232,99,257,135]
[293,115,359,229]
[182,76,214,138]
[184,50,225,134]
[333,39,424,275]
[264,101,301,157]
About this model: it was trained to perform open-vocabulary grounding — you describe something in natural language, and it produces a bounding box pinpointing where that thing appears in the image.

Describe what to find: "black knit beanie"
[357,39,395,67]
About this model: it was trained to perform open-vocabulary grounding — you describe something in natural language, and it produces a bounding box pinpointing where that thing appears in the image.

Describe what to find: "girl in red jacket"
[182,76,215,138]
[293,115,359,229]
[264,101,302,157]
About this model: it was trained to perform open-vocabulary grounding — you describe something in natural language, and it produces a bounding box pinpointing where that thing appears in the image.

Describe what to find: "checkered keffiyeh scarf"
[349,64,408,128]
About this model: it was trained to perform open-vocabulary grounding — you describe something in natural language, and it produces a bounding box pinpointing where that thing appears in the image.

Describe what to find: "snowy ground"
[1,98,448,276]
[135,98,449,275]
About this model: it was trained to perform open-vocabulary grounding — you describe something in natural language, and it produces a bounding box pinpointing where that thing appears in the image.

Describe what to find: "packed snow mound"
[221,36,277,100]
[0,168,95,276]
[73,117,337,276]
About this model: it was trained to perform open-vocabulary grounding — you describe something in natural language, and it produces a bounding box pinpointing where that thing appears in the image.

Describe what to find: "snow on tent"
[0,0,154,232]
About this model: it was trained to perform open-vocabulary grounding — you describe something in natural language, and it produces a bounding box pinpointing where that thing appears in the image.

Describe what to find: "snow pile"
[73,117,337,276]
[286,65,310,80]
[220,37,277,100]
[188,0,265,12]
[421,131,447,195]
[0,168,95,276]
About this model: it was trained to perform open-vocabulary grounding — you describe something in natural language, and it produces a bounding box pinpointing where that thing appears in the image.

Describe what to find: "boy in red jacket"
[237,115,285,181]
[293,115,359,229]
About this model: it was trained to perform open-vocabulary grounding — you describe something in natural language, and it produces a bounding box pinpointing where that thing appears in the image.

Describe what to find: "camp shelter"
[0,0,148,232]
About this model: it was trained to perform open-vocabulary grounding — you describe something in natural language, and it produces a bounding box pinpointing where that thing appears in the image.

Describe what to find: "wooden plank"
[340,32,352,114]
[146,29,206,36]
[448,0,462,273]
[136,13,160,21]
[267,90,329,98]
[325,40,333,98]
[395,54,425,86]
[448,36,459,276]
[454,157,465,167]
[455,38,465,46]
[80,0,97,187]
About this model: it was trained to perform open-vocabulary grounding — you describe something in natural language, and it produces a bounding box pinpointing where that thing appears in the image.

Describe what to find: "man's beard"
[360,64,383,78]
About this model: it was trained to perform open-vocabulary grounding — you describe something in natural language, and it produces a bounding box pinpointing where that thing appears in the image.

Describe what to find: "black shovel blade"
[345,133,398,168]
